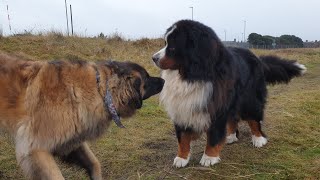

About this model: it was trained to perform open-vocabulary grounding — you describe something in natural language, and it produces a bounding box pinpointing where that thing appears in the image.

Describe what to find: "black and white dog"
[152,20,306,167]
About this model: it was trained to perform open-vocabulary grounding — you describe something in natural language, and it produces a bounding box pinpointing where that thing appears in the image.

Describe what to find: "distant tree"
[98,32,105,38]
[248,33,275,46]
[262,35,275,46]
[278,35,303,47]
[248,33,264,45]
[248,33,303,47]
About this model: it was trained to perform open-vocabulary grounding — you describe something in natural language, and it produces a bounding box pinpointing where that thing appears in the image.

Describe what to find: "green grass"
[1,35,320,179]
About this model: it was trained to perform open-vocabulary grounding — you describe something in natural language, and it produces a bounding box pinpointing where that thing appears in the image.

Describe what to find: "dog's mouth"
[152,49,179,70]
[130,97,143,109]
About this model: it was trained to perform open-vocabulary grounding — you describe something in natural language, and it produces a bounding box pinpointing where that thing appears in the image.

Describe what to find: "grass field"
[0,34,319,179]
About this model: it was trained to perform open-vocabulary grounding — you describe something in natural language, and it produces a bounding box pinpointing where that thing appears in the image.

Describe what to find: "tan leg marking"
[200,132,224,166]
[173,132,199,168]
[177,132,194,159]
[205,130,224,157]
[227,119,238,136]
[247,120,262,137]
[247,120,268,147]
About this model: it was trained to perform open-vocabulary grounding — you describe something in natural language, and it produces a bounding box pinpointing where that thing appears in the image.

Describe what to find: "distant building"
[222,39,250,48]
[223,39,320,49]
[303,41,320,48]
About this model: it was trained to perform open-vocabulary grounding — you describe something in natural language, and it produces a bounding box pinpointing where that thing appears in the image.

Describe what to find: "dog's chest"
[160,70,213,132]
[55,116,111,155]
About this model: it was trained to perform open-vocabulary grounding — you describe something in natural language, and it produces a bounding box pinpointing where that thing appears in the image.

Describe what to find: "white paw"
[173,155,190,168]
[200,153,220,167]
[252,135,267,147]
[226,133,238,144]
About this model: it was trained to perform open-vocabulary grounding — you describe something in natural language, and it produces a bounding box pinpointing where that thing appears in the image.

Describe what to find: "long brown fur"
[0,52,163,180]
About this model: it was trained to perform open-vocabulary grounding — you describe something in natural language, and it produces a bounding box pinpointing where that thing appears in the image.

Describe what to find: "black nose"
[158,78,165,91]
[160,78,165,87]
[152,55,159,63]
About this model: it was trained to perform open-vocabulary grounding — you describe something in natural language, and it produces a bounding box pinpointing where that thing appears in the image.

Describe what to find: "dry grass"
[0,35,319,179]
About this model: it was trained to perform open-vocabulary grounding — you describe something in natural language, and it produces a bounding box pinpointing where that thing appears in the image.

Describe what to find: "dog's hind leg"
[17,149,64,180]
[247,120,267,148]
[62,142,102,180]
[226,116,239,144]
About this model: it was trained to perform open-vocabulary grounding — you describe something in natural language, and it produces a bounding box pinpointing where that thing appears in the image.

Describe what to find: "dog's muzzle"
[152,53,160,66]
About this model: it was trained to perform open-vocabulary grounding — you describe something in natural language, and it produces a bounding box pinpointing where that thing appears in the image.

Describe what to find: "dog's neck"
[94,65,125,128]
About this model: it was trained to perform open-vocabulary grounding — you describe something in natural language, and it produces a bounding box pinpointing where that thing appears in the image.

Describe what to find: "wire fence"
[248,44,303,49]
[223,41,320,49]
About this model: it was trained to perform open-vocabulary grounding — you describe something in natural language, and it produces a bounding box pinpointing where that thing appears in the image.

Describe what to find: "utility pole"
[64,0,69,36]
[6,5,12,34]
[224,30,227,41]
[189,7,193,20]
[0,24,3,36]
[243,20,246,42]
[70,4,74,36]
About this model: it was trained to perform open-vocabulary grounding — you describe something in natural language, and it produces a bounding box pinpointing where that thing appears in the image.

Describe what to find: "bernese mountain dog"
[152,20,306,167]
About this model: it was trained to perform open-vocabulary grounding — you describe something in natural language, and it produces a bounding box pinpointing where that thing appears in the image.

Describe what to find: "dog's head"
[152,20,223,81]
[106,61,164,117]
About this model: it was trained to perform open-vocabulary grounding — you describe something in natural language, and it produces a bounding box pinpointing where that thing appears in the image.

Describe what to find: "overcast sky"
[0,0,319,41]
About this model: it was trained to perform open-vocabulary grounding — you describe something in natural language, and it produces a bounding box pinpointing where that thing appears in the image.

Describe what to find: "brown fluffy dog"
[0,53,164,180]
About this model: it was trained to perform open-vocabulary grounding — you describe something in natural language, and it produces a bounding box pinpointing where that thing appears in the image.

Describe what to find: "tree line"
[248,33,304,47]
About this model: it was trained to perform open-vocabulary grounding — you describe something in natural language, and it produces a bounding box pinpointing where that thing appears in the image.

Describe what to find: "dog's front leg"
[173,125,200,168]
[16,149,64,180]
[62,142,102,180]
[200,114,229,167]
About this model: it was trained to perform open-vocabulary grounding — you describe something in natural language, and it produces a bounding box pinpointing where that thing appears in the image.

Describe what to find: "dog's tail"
[260,55,306,85]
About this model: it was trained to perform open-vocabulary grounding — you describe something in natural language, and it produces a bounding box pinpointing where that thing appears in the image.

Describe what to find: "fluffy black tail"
[260,55,306,84]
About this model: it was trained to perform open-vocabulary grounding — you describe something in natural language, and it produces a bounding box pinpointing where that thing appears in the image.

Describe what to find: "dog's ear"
[108,74,143,111]
[123,74,143,109]
[181,31,222,81]
[130,77,143,108]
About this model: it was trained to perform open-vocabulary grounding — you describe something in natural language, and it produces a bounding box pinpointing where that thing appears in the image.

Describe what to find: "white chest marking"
[160,70,213,133]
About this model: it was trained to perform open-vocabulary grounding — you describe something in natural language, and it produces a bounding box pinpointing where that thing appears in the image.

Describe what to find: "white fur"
[252,135,268,147]
[226,133,238,144]
[200,153,220,167]
[152,26,176,64]
[15,124,32,162]
[155,47,166,62]
[160,70,213,133]
[294,62,307,75]
[173,154,190,168]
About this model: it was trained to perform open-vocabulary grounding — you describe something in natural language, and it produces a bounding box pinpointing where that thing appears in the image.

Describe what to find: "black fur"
[260,55,305,84]
[158,20,305,148]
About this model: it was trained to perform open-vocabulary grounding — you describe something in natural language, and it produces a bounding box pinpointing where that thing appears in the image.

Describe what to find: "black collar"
[94,66,125,128]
